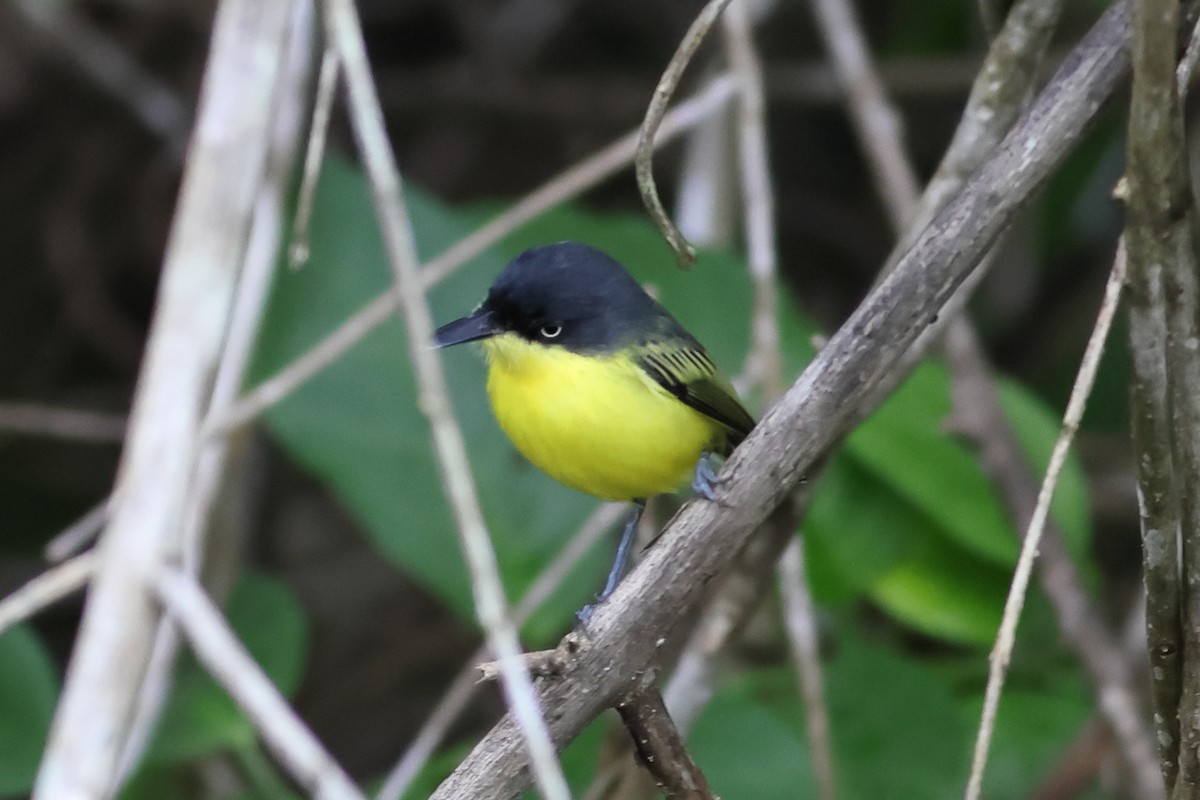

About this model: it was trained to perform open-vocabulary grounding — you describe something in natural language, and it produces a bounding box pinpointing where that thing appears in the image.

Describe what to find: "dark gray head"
[435,242,686,352]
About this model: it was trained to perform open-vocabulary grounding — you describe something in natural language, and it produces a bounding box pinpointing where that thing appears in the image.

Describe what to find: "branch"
[1126,0,1200,792]
[376,503,626,800]
[0,402,126,443]
[805,0,1159,791]
[0,552,96,636]
[31,2,303,796]
[323,1,569,797]
[430,6,1136,795]
[615,687,716,800]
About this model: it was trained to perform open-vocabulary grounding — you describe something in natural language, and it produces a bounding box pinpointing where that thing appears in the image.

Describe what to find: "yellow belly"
[482,333,721,501]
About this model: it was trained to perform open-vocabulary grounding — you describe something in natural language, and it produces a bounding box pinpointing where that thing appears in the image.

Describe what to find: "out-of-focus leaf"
[869,524,1009,645]
[825,635,970,799]
[249,157,608,643]
[848,362,1019,565]
[803,455,912,604]
[0,625,58,796]
[144,573,307,766]
[690,686,814,798]
[960,672,1093,799]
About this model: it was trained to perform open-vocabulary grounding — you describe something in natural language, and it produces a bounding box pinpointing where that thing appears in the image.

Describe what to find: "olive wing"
[636,343,755,449]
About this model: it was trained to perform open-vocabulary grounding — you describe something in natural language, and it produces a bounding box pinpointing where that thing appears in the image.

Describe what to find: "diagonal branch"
[323,1,569,797]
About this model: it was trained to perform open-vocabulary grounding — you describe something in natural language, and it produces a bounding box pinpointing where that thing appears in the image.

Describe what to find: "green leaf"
[825,636,970,800]
[249,157,608,641]
[803,455,912,604]
[869,526,1009,645]
[690,686,815,798]
[0,625,59,796]
[249,157,816,642]
[847,362,1019,565]
[144,573,307,765]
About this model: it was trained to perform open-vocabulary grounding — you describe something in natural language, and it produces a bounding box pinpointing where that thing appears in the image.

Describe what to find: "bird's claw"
[692,454,730,505]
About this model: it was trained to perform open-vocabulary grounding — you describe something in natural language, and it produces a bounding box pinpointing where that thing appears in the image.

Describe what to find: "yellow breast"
[481,333,722,501]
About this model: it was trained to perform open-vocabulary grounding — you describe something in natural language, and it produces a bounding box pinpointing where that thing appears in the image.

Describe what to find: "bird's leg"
[600,500,646,600]
[578,500,646,624]
[692,451,722,502]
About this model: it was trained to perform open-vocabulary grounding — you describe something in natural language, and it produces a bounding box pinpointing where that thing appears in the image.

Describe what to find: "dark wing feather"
[636,342,755,452]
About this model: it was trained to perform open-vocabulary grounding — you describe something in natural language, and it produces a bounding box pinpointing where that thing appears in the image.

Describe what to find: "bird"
[434,242,754,607]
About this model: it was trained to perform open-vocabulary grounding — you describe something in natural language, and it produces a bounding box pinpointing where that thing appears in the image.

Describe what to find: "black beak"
[434,307,500,347]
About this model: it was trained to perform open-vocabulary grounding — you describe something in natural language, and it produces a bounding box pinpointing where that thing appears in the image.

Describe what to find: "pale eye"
[539,324,563,340]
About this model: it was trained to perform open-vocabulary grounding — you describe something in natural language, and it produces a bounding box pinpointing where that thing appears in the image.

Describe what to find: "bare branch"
[1126,0,1200,792]
[616,687,716,800]
[0,552,96,637]
[13,0,190,152]
[376,503,625,800]
[117,4,318,785]
[805,0,920,226]
[778,538,836,800]
[289,46,340,269]
[32,2,303,796]
[43,498,109,563]
[324,1,569,796]
[804,0,1159,790]
[726,2,833,796]
[0,402,126,443]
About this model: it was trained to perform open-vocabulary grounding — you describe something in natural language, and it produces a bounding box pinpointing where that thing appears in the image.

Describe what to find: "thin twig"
[0,402,126,443]
[324,1,569,797]
[375,502,625,800]
[805,0,920,226]
[44,498,110,563]
[207,75,738,439]
[777,538,836,800]
[155,568,366,800]
[723,0,782,398]
[636,0,733,269]
[289,46,340,269]
[977,0,1004,40]
[31,2,301,796]
[965,251,1128,800]
[116,4,317,786]
[0,552,97,637]
[725,2,835,797]
[884,0,1066,272]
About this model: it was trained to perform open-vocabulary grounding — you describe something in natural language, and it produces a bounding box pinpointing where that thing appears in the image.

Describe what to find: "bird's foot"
[692,453,729,504]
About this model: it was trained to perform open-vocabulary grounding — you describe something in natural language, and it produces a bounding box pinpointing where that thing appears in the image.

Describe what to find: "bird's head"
[434,242,662,354]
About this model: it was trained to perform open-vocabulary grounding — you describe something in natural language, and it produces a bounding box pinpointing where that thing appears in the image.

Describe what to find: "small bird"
[435,242,754,605]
